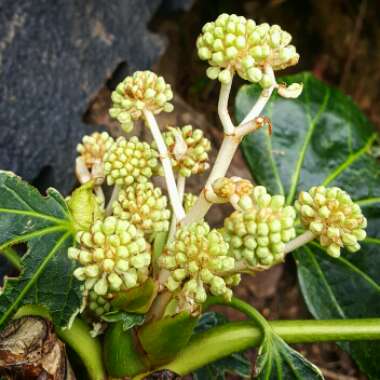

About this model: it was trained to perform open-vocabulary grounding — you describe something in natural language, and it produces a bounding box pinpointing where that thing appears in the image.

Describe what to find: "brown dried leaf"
[0,316,75,380]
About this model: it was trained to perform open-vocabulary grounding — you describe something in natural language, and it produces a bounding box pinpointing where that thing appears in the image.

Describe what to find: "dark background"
[1,0,378,378]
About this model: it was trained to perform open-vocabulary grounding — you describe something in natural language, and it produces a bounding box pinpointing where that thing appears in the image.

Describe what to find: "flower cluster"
[296,186,367,257]
[87,290,112,317]
[104,136,159,186]
[222,186,296,267]
[160,125,211,177]
[159,222,240,308]
[77,132,114,169]
[112,182,171,237]
[69,216,151,296]
[196,13,299,86]
[109,71,174,132]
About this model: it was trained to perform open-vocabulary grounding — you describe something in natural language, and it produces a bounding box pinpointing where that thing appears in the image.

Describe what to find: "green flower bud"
[87,290,112,317]
[68,217,151,298]
[158,125,211,177]
[296,186,367,258]
[104,136,159,186]
[112,182,170,237]
[197,14,299,87]
[109,71,174,132]
[223,186,296,268]
[77,132,114,169]
[159,222,238,309]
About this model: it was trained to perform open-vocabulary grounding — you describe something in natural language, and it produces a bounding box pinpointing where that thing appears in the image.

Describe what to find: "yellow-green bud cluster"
[183,193,197,213]
[77,132,114,168]
[212,177,253,201]
[159,222,239,305]
[104,136,159,186]
[162,125,211,177]
[87,290,111,317]
[112,182,171,236]
[295,186,367,257]
[223,186,296,267]
[109,71,174,132]
[197,14,299,86]
[69,216,151,296]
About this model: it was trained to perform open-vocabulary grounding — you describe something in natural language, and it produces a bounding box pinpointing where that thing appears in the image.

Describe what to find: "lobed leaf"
[256,334,323,380]
[236,72,380,378]
[0,171,81,328]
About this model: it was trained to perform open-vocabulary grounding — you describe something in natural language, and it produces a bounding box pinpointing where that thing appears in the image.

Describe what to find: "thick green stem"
[205,296,270,334]
[14,305,106,380]
[160,319,380,376]
[1,247,22,270]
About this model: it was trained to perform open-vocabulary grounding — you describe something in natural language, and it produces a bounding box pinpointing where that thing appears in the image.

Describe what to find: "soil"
[85,0,380,378]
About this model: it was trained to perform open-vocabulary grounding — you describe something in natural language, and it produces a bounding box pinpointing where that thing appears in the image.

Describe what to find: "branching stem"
[105,185,120,216]
[156,318,380,377]
[143,109,186,221]
[168,175,186,240]
[284,230,316,254]
[218,80,235,135]
[182,67,277,226]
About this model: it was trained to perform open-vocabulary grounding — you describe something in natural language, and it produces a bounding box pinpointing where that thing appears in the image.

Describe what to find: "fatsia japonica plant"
[1,13,380,380]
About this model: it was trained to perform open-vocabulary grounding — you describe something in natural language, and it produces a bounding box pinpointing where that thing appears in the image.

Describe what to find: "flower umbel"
[159,222,239,310]
[69,216,151,297]
[197,13,299,86]
[222,186,296,268]
[295,186,367,257]
[109,71,174,132]
[112,182,171,237]
[104,136,159,186]
[161,125,211,177]
[77,132,114,169]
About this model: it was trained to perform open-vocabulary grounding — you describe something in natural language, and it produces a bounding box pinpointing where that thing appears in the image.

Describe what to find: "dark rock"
[0,0,170,195]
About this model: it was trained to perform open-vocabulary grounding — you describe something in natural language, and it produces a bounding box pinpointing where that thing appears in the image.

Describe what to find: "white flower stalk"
[295,186,367,257]
[113,182,171,237]
[143,109,186,221]
[109,71,174,132]
[159,222,240,312]
[69,216,151,297]
[222,186,296,268]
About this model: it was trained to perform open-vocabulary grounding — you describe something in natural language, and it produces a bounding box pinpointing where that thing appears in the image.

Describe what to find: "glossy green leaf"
[256,334,323,380]
[236,72,380,378]
[138,311,197,366]
[111,278,158,314]
[101,311,145,331]
[193,312,251,380]
[0,171,81,328]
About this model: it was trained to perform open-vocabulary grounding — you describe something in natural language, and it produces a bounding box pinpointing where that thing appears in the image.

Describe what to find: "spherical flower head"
[103,136,159,186]
[161,125,211,177]
[109,71,174,132]
[69,216,151,297]
[112,182,171,237]
[223,186,296,268]
[197,14,299,87]
[159,222,239,309]
[295,186,367,258]
[77,132,114,169]
[87,290,111,317]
